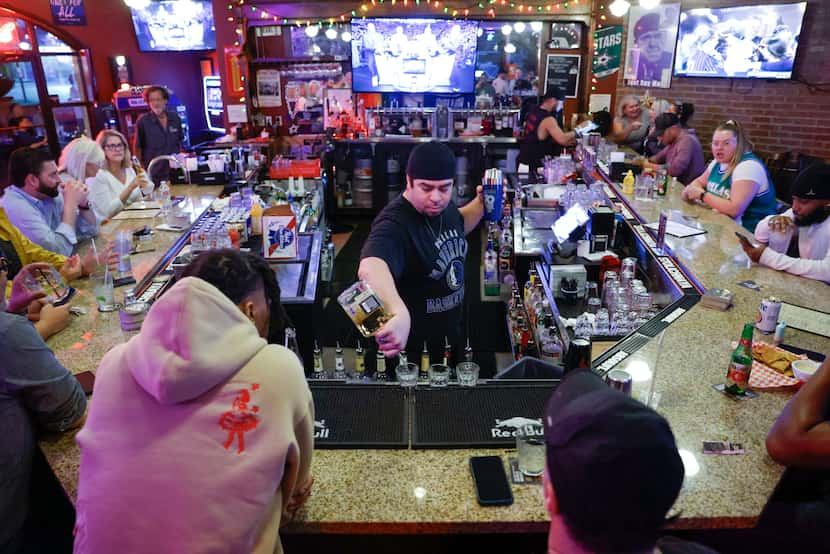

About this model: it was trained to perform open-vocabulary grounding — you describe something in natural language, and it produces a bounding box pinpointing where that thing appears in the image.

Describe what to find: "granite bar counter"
[38,178,829,534]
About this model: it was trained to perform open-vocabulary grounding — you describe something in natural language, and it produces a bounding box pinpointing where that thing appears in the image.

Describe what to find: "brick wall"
[614,0,830,161]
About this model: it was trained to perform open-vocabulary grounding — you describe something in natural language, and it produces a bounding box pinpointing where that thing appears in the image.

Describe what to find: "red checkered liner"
[731,341,804,389]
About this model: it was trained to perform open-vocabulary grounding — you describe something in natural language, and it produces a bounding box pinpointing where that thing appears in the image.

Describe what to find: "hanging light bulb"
[609,0,630,16]
[639,0,660,8]
[504,43,517,53]
[305,25,319,38]
[501,24,512,35]
[513,22,526,33]
[325,27,338,40]
[341,31,352,42]
[530,21,543,32]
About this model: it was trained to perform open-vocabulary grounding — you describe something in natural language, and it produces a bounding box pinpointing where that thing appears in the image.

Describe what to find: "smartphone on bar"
[470,456,514,506]
[75,371,95,395]
[735,231,756,247]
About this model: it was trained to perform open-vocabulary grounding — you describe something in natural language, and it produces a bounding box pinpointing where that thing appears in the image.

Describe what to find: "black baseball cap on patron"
[406,140,456,181]
[654,112,680,136]
[791,162,830,200]
[544,370,684,547]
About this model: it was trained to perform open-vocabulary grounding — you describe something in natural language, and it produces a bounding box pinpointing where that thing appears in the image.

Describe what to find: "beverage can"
[756,297,781,333]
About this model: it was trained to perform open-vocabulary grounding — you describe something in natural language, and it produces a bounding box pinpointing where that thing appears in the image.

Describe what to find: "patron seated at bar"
[2,145,98,256]
[133,85,183,185]
[90,130,149,221]
[359,141,484,361]
[642,112,705,186]
[543,370,716,554]
[741,162,830,284]
[74,250,314,554]
[612,95,650,154]
[764,355,830,549]
[682,120,776,232]
[0,262,86,554]
[518,87,576,182]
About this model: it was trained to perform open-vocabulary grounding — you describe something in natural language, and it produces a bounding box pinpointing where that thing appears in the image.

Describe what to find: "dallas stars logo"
[594,53,612,69]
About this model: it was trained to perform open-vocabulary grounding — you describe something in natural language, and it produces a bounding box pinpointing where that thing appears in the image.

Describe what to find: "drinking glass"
[428,364,450,387]
[94,269,117,312]
[595,309,611,335]
[395,362,418,388]
[768,226,795,254]
[455,362,480,387]
[621,257,637,275]
[516,423,546,477]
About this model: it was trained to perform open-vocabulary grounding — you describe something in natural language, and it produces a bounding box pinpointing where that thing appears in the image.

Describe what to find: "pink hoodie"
[74,277,314,554]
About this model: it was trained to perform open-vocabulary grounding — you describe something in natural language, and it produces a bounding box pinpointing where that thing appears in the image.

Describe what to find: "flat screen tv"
[674,2,806,79]
[130,0,216,52]
[351,18,479,93]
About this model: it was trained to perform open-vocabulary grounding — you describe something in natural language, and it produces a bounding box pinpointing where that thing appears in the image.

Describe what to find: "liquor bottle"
[484,239,499,296]
[312,341,327,379]
[419,341,430,382]
[334,341,346,379]
[464,338,474,362]
[398,351,408,369]
[284,327,302,361]
[498,241,513,280]
[725,323,754,395]
[375,350,388,381]
[442,337,452,368]
[354,340,366,380]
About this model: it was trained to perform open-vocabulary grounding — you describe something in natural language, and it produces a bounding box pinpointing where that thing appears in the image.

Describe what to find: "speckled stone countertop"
[39,183,830,533]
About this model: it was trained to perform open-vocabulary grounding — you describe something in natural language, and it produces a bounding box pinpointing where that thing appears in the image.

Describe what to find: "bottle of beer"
[442,337,452,368]
[464,338,474,362]
[725,323,754,395]
[312,341,326,379]
[354,340,366,381]
[375,350,388,382]
[419,341,430,382]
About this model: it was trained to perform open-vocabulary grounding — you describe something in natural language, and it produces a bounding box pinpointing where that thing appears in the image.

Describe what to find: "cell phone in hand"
[470,456,514,506]
[75,371,95,394]
[735,231,755,247]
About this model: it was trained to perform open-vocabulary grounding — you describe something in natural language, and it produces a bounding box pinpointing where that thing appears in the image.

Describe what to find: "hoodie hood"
[126,276,268,405]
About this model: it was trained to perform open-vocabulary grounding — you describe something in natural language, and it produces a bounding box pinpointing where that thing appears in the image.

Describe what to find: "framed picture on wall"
[547,22,582,49]
[544,54,581,99]
[623,4,680,88]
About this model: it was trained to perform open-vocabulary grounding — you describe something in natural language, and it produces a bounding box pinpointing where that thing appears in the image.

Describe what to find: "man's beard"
[795,207,830,227]
[37,180,59,198]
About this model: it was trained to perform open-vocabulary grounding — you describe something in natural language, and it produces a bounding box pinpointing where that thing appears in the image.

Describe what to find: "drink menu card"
[645,220,706,238]
[779,303,830,339]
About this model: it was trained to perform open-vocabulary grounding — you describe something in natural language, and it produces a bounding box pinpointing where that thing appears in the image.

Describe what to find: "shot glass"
[428,364,450,387]
[395,362,418,388]
[516,422,545,477]
[455,362,480,387]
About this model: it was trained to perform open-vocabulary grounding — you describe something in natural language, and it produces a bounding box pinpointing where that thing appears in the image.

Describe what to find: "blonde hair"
[616,95,640,118]
[96,129,132,171]
[650,99,673,118]
[713,119,752,181]
[58,137,105,182]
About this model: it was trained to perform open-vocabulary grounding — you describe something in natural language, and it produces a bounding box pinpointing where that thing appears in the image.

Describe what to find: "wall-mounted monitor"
[129,0,216,52]
[351,18,479,93]
[674,2,806,80]
[203,76,224,133]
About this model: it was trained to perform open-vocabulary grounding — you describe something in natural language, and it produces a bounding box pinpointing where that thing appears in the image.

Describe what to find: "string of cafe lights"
[225,0,588,33]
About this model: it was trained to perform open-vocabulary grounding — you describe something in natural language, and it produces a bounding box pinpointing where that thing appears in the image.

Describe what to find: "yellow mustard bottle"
[622,170,635,195]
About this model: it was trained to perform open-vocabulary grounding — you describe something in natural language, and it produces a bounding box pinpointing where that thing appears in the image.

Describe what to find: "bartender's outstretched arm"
[358,257,411,357]
[459,185,485,234]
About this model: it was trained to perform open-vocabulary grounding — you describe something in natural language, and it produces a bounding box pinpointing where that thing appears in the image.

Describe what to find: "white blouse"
[90,167,143,220]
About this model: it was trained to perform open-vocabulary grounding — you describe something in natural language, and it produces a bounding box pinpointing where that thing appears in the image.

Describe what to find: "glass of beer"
[337,280,392,337]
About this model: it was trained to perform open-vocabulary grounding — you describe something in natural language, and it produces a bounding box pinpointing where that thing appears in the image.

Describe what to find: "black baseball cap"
[406,141,456,181]
[791,162,830,200]
[654,112,680,136]
[542,86,565,102]
[544,370,684,542]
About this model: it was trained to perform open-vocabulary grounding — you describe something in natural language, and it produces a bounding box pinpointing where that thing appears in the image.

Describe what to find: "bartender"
[518,87,576,182]
[358,141,484,362]
[133,85,183,185]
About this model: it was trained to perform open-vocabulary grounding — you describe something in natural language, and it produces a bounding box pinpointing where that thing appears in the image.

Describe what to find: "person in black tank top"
[518,87,576,182]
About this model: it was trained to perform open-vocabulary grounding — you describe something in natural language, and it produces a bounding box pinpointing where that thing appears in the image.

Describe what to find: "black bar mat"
[310,384,408,449]
[412,383,558,449]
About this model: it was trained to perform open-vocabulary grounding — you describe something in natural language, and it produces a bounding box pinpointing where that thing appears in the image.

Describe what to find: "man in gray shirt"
[133,85,183,185]
[645,113,706,186]
[0,261,86,553]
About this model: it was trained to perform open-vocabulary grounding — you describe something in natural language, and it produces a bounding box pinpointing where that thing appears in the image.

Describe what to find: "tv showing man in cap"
[542,370,717,554]
[643,112,705,186]
[742,163,830,284]
[633,13,674,86]
[358,141,484,364]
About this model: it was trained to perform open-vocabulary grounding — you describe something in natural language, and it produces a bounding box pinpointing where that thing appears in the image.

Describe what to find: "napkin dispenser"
[588,206,615,253]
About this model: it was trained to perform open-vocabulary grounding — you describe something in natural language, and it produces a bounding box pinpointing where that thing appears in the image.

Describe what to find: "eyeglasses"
[104,143,125,150]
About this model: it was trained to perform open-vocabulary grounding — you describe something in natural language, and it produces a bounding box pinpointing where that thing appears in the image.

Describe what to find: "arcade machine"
[112,85,190,149]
